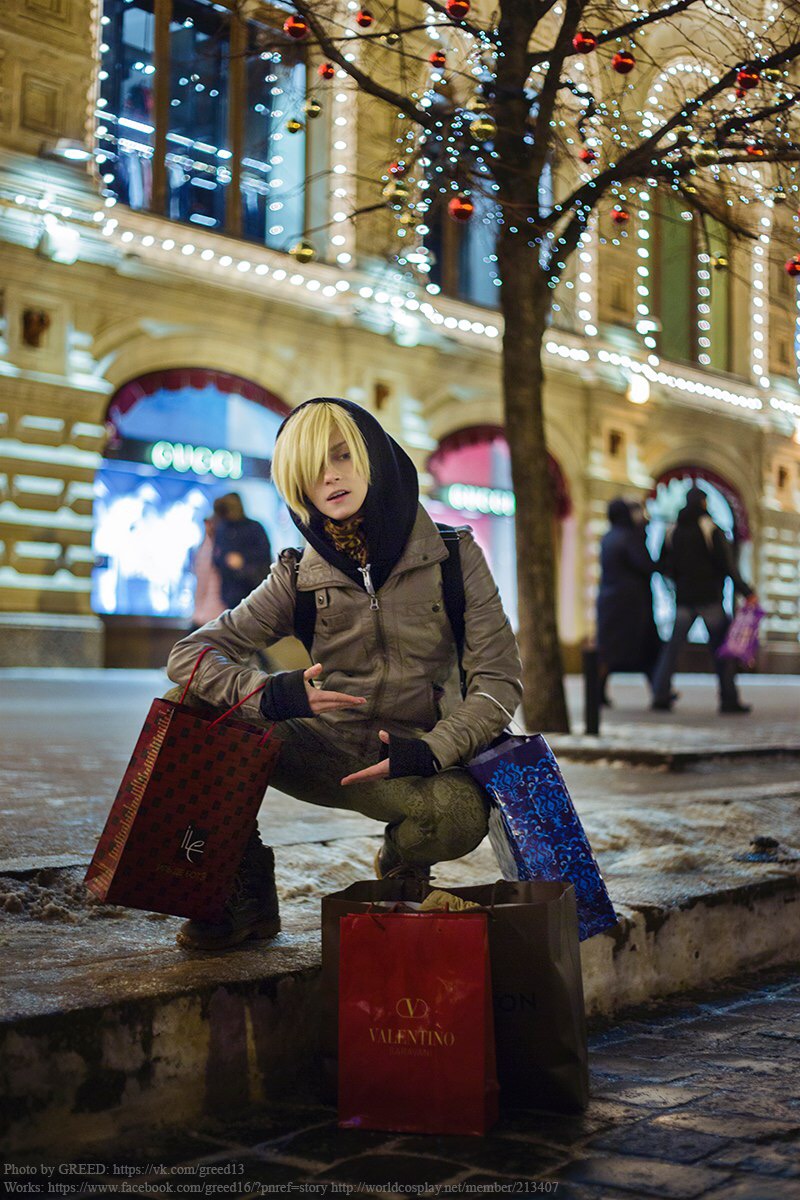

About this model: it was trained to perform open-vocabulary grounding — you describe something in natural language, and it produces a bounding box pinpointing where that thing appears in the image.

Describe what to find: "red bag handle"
[178,646,276,743]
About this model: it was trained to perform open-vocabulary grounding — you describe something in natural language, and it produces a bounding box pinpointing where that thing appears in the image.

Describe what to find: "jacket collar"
[297,504,449,590]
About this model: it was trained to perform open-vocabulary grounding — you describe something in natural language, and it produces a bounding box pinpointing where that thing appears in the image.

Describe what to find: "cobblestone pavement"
[7,969,799,1200]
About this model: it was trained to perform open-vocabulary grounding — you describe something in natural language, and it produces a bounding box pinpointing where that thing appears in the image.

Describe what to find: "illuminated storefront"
[93,369,291,622]
[425,426,572,633]
[647,466,751,641]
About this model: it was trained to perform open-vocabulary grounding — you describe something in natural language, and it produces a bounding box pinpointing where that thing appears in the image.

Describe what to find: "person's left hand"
[341,731,390,786]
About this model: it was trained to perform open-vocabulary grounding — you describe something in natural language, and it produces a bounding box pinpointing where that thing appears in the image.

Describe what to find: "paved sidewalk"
[2,670,799,1156]
[6,968,800,1199]
[556,674,800,760]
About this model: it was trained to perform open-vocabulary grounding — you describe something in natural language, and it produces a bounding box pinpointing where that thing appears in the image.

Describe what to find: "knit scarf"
[323,514,368,567]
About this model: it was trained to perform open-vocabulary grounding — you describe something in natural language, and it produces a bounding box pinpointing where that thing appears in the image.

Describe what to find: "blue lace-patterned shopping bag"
[468,701,616,940]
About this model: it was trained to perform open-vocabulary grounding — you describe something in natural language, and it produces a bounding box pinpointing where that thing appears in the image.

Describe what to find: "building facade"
[1,0,799,672]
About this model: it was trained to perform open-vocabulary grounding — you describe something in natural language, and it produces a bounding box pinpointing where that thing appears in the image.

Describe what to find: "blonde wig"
[271,401,371,524]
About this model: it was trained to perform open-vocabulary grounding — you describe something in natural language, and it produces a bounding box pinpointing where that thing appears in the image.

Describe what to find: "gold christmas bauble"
[710,253,728,271]
[382,178,411,203]
[466,95,489,114]
[763,67,783,82]
[290,240,316,263]
[286,118,305,134]
[396,209,416,226]
[383,31,400,46]
[692,144,720,166]
[470,115,497,141]
[773,186,788,204]
[304,98,322,119]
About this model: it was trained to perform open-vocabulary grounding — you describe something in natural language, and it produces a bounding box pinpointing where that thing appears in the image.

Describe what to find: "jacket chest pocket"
[316,609,352,634]
[398,598,452,664]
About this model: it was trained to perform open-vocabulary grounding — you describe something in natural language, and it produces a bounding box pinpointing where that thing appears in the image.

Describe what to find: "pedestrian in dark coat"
[651,486,757,714]
[596,498,660,704]
[212,492,272,610]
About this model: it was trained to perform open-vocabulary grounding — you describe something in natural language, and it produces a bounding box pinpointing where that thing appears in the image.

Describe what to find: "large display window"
[425,426,572,633]
[92,369,292,618]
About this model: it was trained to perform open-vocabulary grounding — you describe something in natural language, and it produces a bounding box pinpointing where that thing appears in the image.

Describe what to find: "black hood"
[607,498,634,528]
[678,485,707,526]
[275,397,420,590]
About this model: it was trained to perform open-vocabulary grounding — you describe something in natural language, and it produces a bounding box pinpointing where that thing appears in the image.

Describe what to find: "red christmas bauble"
[736,68,760,91]
[746,143,766,156]
[735,87,746,99]
[612,51,635,74]
[283,14,309,40]
[579,147,597,162]
[429,50,447,69]
[572,30,597,53]
[446,0,470,18]
[356,9,374,28]
[785,255,800,277]
[318,62,335,80]
[388,160,407,176]
[610,205,630,224]
[448,194,474,222]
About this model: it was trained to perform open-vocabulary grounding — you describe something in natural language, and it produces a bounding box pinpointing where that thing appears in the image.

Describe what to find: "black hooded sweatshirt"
[260,398,436,777]
[276,397,420,592]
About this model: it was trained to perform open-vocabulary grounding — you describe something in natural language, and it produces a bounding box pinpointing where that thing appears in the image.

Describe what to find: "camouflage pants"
[165,688,489,868]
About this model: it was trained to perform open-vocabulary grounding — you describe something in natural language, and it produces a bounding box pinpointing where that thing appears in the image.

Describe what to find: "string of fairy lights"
[12,0,800,435]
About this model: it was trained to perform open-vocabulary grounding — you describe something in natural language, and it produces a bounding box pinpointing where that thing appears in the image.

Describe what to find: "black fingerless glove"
[388,735,439,779]
[259,669,313,721]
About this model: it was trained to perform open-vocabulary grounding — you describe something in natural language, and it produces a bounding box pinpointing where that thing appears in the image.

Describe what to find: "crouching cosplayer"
[166,398,523,951]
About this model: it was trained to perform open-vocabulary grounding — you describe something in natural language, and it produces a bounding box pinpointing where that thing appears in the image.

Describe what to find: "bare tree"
[248,0,800,731]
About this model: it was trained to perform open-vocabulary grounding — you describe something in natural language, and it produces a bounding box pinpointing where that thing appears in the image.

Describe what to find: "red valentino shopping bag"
[85,647,281,920]
[338,909,498,1136]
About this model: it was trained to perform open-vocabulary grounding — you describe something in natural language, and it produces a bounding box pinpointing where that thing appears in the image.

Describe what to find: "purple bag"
[467,700,616,941]
[717,603,765,668]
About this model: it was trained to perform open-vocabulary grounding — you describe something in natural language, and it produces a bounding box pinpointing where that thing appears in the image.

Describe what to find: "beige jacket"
[167,504,523,769]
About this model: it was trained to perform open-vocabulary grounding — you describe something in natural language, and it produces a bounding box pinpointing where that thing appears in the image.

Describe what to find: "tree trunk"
[498,226,570,733]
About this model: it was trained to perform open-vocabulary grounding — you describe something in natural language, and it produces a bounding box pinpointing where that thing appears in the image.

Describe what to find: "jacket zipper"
[359,563,390,746]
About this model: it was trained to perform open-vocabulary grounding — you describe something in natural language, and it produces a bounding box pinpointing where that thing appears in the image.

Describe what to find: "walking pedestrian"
[596,498,661,706]
[166,398,522,951]
[190,515,225,630]
[212,492,272,610]
[651,486,757,714]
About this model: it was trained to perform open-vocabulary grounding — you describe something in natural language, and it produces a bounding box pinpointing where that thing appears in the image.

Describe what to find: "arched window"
[93,369,291,618]
[425,426,572,631]
[647,466,751,641]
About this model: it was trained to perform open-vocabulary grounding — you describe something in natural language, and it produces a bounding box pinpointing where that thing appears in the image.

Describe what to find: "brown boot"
[176,830,280,951]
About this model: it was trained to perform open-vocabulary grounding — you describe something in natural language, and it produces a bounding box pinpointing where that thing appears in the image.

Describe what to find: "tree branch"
[288,0,435,129]
[551,39,800,234]
[527,0,703,70]
[423,0,499,45]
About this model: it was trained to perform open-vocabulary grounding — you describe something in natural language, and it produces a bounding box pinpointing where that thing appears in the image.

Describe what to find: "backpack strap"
[435,523,467,698]
[280,548,317,656]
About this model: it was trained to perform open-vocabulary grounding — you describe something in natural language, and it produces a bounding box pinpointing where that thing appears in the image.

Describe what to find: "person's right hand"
[304,662,366,713]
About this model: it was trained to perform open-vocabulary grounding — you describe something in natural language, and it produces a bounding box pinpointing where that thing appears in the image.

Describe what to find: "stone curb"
[2,871,800,1156]
[548,741,800,769]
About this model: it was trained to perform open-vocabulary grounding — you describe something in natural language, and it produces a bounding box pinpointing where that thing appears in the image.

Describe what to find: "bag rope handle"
[475,691,526,736]
[179,645,214,703]
[179,645,275,742]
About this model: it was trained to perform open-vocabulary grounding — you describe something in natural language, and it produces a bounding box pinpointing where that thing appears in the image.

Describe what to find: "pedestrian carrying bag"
[468,695,617,942]
[338,908,499,1136]
[717,602,765,668]
[322,878,588,1113]
[85,647,282,920]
